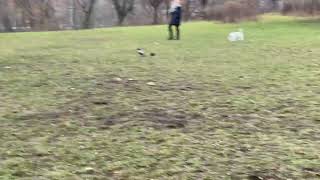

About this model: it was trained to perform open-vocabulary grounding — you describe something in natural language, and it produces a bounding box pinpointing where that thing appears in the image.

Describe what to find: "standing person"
[168,0,182,40]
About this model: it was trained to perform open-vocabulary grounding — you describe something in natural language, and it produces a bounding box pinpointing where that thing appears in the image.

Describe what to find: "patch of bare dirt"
[142,108,189,129]
[12,76,207,130]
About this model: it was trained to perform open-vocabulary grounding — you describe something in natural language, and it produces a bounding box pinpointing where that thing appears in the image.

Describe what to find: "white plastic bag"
[228,29,244,42]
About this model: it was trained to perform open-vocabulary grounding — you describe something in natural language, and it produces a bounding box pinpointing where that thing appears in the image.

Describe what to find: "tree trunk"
[311,0,318,15]
[83,0,96,29]
[165,0,170,20]
[69,0,77,29]
[2,16,14,32]
[112,0,135,26]
[153,6,159,24]
[72,0,77,29]
[0,0,13,32]
[118,15,125,25]
[183,0,191,21]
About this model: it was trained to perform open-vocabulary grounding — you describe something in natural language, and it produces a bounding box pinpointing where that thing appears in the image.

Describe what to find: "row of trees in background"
[0,0,233,31]
[282,0,320,15]
[0,0,138,31]
[1,0,319,32]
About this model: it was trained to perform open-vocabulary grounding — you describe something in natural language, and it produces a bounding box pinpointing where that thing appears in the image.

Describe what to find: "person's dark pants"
[168,24,180,40]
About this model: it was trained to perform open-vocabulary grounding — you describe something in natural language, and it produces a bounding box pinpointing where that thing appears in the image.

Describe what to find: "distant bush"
[206,0,258,23]
[282,0,320,15]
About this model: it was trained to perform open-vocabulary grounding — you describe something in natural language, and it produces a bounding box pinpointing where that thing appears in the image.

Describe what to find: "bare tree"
[68,0,77,29]
[164,0,171,19]
[15,0,56,30]
[39,0,56,29]
[200,0,208,13]
[200,0,208,8]
[111,0,135,25]
[75,0,97,29]
[183,0,191,21]
[0,0,13,32]
[311,0,320,15]
[145,0,164,24]
[15,0,34,28]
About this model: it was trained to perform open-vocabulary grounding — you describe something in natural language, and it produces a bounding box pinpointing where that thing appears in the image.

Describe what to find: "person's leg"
[168,25,173,40]
[175,25,180,40]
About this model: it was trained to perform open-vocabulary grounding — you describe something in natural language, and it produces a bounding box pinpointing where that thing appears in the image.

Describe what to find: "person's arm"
[169,5,176,13]
[176,7,182,16]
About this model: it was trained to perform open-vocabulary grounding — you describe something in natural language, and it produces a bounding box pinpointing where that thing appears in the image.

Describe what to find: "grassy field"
[0,15,320,179]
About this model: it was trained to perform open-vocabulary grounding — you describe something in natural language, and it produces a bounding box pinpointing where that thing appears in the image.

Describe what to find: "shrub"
[205,0,258,23]
[282,0,320,15]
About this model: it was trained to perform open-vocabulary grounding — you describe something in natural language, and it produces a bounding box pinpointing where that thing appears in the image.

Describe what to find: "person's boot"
[175,26,180,40]
[176,32,180,40]
[176,30,180,40]
[168,26,174,40]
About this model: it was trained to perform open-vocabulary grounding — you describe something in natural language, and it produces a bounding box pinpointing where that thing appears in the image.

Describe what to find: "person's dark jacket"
[170,6,182,26]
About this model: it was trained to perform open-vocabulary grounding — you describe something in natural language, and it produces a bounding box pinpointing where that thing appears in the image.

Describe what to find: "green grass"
[0,15,320,179]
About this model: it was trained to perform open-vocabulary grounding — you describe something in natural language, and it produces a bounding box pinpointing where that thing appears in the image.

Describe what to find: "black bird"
[137,48,145,56]
[150,53,156,57]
